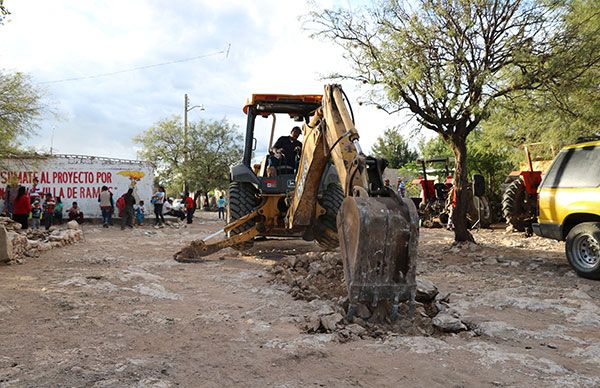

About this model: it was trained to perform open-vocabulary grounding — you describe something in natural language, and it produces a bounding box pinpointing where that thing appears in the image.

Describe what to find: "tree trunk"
[450,134,475,243]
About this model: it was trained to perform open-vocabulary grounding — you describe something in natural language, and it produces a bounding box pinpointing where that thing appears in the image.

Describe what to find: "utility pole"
[182,94,204,194]
[183,94,189,194]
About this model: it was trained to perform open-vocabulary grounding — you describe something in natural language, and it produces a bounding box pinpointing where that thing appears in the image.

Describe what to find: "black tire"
[315,183,344,250]
[565,222,600,280]
[468,196,492,228]
[502,178,532,232]
[228,182,259,250]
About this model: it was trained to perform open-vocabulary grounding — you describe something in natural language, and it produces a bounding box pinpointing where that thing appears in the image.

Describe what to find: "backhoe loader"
[175,84,419,320]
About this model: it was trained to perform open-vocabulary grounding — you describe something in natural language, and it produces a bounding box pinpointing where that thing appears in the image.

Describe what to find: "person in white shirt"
[152,186,166,226]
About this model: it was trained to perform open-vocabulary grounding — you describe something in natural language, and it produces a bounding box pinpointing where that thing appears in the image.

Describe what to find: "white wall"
[0,155,154,218]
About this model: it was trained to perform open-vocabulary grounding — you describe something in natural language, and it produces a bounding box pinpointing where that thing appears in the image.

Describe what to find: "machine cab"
[233,94,322,194]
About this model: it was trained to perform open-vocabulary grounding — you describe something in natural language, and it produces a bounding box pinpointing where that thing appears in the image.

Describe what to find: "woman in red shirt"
[12,186,31,230]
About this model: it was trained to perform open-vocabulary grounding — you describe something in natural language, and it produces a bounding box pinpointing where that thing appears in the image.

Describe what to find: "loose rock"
[432,313,467,333]
[416,278,438,303]
[321,313,343,332]
[67,220,80,230]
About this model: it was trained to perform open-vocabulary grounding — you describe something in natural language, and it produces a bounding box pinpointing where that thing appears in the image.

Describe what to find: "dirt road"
[1,213,599,387]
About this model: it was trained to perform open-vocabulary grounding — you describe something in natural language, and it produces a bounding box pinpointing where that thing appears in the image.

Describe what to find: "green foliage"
[133,116,242,194]
[465,130,513,202]
[0,71,43,155]
[482,0,600,161]
[186,119,243,193]
[417,135,452,160]
[371,126,418,168]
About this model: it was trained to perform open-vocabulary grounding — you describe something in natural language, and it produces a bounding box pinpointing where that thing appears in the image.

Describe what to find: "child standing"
[42,193,55,230]
[217,195,227,220]
[134,200,145,226]
[31,200,42,229]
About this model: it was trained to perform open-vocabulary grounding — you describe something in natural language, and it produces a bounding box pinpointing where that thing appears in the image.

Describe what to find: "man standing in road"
[120,188,136,230]
[152,186,166,226]
[217,195,227,220]
[183,192,195,224]
[98,186,112,228]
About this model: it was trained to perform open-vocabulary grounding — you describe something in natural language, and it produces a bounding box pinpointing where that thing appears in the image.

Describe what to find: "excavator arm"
[289,85,419,320]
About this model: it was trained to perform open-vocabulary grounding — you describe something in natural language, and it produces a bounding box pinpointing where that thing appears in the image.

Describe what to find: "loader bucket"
[337,196,418,321]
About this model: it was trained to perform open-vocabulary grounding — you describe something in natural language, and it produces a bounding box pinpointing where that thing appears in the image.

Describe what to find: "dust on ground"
[1,213,599,387]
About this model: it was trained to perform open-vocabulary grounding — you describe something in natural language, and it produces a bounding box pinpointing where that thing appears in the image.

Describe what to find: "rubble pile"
[270,250,469,340]
[0,217,83,264]
[269,251,346,301]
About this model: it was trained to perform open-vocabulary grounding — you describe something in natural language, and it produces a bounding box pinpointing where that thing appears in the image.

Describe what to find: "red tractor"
[413,157,492,228]
[502,144,549,233]
[412,157,454,227]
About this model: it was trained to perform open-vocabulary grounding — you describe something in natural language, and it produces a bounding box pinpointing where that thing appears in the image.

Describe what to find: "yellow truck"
[533,137,600,279]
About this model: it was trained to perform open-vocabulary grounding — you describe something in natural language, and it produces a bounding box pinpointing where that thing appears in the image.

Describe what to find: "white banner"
[0,155,154,218]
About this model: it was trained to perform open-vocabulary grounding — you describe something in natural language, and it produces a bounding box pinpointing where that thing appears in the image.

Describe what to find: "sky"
[1,0,417,161]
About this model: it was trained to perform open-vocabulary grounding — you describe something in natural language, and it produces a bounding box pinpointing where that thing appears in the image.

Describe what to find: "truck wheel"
[565,222,600,280]
[502,178,531,232]
[228,182,259,251]
[315,183,344,250]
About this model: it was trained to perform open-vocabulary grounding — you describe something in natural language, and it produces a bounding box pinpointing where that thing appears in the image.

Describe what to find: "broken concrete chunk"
[320,313,343,332]
[308,261,322,275]
[432,313,467,333]
[346,323,366,336]
[416,277,438,303]
[67,220,80,230]
[308,299,335,316]
[0,227,14,263]
[356,303,372,320]
[306,314,322,332]
[286,255,298,268]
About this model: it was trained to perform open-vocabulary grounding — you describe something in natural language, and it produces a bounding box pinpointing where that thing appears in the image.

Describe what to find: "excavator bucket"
[337,196,419,321]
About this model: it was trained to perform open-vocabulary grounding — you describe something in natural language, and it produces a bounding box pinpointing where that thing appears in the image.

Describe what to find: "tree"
[133,116,242,194]
[371,126,418,168]
[310,0,597,242]
[0,71,43,155]
[186,119,243,193]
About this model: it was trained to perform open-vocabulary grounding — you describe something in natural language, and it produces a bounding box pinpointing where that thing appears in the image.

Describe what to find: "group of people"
[1,178,84,230]
[109,186,201,229]
[148,186,189,227]
[2,179,228,231]
[97,185,155,229]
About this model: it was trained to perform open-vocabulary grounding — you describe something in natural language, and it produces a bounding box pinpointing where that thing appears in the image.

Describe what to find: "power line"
[38,45,230,85]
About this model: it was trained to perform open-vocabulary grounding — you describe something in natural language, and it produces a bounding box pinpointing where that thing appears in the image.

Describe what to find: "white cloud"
[1,0,423,160]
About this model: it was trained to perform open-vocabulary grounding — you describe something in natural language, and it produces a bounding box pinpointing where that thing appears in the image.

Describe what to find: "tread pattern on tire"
[502,178,531,232]
[315,183,344,250]
[228,182,258,250]
[565,222,600,280]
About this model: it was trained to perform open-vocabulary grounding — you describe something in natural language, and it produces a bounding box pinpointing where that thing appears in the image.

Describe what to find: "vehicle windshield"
[541,145,600,188]
[252,114,305,165]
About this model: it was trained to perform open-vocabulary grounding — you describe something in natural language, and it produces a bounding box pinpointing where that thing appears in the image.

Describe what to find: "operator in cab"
[268,126,303,175]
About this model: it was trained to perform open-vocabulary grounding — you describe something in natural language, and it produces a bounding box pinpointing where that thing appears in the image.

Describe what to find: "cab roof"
[563,138,600,150]
[243,94,322,116]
